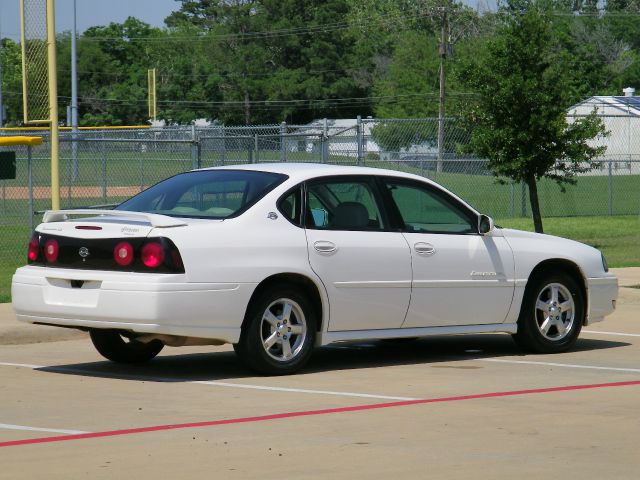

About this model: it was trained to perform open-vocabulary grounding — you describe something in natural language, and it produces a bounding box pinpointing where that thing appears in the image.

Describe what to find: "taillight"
[141,242,165,268]
[44,239,59,263]
[113,242,134,266]
[28,234,40,262]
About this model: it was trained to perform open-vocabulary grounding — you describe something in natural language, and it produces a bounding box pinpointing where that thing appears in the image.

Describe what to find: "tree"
[458,0,606,233]
[362,3,485,156]
[0,38,23,125]
[166,0,367,124]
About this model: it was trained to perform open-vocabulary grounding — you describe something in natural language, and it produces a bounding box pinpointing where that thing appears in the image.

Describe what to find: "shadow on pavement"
[35,334,631,383]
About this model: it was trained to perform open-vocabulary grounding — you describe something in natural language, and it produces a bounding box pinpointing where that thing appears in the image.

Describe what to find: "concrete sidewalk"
[1,267,638,346]
[0,302,86,345]
[612,266,640,287]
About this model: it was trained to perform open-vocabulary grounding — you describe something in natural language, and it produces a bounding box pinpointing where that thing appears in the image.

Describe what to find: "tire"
[90,329,164,363]
[513,272,585,353]
[234,285,317,375]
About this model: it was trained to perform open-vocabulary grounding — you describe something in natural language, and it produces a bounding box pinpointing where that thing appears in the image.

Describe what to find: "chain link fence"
[20,0,50,123]
[2,117,639,299]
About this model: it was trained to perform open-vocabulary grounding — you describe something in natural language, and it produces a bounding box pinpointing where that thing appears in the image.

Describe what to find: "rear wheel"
[513,272,584,353]
[90,329,164,363]
[234,286,316,375]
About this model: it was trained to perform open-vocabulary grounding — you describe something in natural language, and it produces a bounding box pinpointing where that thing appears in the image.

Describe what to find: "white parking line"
[192,381,418,400]
[0,362,418,401]
[478,358,640,373]
[0,423,88,435]
[583,330,640,338]
[0,362,44,369]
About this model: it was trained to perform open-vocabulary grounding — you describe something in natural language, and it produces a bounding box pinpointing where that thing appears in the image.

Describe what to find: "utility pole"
[437,2,449,174]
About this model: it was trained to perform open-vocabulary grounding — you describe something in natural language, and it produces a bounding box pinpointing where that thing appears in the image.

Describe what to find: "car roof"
[198,162,430,183]
[196,163,481,215]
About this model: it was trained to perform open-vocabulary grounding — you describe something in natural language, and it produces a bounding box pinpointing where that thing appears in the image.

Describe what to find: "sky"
[0,0,180,40]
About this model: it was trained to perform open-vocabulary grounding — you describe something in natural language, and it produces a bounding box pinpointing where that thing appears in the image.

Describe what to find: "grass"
[2,214,638,303]
[0,226,30,303]
[3,151,639,217]
[496,215,640,268]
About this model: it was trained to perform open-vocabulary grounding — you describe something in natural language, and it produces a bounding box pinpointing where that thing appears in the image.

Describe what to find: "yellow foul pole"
[148,68,157,121]
[46,0,60,210]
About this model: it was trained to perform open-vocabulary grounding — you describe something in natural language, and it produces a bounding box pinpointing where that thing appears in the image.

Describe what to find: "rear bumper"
[586,275,618,324]
[11,266,254,343]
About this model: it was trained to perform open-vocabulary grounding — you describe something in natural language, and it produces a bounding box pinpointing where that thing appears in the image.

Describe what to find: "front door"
[381,178,515,327]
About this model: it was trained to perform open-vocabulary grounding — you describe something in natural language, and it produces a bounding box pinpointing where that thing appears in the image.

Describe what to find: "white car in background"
[12,164,618,374]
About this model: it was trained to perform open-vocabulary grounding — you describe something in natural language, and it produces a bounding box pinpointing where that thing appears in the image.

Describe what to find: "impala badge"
[79,247,90,259]
[471,271,498,277]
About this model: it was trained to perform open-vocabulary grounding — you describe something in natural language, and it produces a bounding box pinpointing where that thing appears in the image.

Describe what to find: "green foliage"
[0,39,24,125]
[457,0,607,232]
[2,0,640,127]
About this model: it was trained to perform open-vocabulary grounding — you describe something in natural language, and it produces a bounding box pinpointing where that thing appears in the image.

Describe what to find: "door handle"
[414,242,435,256]
[314,240,337,253]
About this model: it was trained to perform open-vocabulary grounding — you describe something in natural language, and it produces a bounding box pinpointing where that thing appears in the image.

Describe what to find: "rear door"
[304,176,412,331]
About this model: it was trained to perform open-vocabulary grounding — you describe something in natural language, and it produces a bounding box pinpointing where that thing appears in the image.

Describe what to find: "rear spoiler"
[42,210,187,228]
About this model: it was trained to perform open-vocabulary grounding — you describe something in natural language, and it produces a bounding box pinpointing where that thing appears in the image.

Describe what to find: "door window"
[278,187,303,226]
[385,180,475,234]
[306,179,385,231]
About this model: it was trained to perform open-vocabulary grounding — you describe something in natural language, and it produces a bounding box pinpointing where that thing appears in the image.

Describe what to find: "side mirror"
[478,214,494,235]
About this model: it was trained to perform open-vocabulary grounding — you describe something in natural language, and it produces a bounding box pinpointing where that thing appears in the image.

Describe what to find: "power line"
[69,92,476,106]
[3,89,476,114]
[60,67,357,79]
[77,10,439,43]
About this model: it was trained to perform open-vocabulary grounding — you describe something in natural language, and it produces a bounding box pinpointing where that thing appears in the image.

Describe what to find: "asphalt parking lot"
[1,268,638,479]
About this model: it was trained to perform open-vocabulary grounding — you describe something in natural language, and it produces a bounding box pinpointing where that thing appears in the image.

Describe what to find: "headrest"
[333,201,369,229]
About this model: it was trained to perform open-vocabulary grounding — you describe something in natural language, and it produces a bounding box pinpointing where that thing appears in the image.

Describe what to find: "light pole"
[0,38,4,128]
[0,6,4,128]
[71,0,79,180]
[71,0,78,129]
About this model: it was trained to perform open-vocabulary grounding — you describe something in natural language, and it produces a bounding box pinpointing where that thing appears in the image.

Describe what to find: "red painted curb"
[2,380,639,448]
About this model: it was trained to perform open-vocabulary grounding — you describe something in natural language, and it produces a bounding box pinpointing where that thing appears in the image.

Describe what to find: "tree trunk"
[526,174,544,233]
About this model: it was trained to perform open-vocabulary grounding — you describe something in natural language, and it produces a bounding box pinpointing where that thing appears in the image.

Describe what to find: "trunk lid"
[38,209,187,239]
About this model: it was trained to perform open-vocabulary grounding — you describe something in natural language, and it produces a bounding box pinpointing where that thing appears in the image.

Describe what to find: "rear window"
[116,170,287,219]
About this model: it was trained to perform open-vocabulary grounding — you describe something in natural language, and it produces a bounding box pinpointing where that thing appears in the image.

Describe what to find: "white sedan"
[12,164,618,374]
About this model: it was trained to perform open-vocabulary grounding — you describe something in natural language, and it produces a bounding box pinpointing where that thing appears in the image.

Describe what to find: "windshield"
[116,170,287,219]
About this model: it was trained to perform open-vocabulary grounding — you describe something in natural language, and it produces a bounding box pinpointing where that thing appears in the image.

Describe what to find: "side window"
[386,181,475,234]
[306,179,385,231]
[278,187,303,227]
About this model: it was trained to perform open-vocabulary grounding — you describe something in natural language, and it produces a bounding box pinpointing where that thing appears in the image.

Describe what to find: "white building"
[296,118,440,161]
[567,87,640,175]
[295,118,380,158]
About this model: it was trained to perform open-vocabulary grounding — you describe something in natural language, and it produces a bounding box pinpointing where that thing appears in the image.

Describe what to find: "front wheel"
[513,272,585,353]
[234,286,316,375]
[90,329,164,363]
